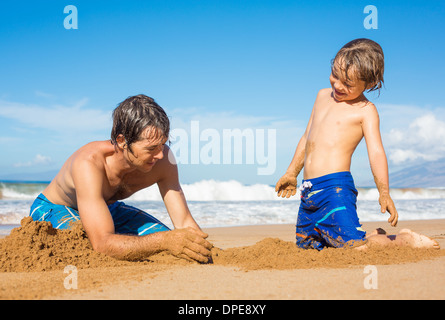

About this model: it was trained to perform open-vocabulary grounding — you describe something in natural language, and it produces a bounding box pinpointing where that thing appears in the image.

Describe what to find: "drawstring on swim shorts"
[298,181,313,192]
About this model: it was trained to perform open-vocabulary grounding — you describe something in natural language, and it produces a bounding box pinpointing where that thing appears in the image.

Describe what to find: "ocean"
[1,180,445,236]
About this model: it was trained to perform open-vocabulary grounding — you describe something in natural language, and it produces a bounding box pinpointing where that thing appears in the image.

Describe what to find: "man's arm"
[362,104,398,227]
[157,147,201,230]
[72,158,211,262]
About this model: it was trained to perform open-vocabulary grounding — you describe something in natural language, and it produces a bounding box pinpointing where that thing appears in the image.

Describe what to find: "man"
[30,94,213,262]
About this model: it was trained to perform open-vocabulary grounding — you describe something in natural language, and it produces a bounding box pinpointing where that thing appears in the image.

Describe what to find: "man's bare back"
[43,140,163,209]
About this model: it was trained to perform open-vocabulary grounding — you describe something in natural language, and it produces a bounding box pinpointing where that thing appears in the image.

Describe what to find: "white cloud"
[13,154,53,168]
[0,98,111,134]
[385,113,445,165]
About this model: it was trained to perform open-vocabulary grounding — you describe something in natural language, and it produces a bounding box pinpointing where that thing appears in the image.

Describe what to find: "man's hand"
[163,227,213,263]
[379,193,398,227]
[275,172,298,198]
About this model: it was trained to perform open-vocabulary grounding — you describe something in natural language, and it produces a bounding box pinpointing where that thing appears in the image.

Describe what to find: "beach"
[1,218,444,300]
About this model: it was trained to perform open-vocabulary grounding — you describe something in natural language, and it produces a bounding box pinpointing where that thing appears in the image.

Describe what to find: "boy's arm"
[275,101,315,198]
[362,104,398,226]
[275,136,305,198]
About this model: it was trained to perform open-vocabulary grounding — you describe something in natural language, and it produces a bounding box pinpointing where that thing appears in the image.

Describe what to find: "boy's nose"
[334,81,344,92]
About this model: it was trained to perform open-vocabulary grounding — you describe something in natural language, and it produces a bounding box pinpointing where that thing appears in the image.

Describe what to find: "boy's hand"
[275,173,297,198]
[379,193,398,227]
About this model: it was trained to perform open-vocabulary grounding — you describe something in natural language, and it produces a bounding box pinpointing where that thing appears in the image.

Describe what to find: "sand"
[1,217,444,300]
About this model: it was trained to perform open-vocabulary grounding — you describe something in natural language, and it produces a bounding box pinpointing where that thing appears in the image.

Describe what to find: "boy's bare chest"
[308,104,364,148]
[314,104,362,129]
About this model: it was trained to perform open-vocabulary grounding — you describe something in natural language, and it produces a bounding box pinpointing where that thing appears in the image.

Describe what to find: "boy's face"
[329,60,368,102]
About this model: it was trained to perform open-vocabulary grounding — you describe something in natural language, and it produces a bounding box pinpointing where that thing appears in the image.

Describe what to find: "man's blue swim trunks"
[296,171,367,250]
[30,193,170,236]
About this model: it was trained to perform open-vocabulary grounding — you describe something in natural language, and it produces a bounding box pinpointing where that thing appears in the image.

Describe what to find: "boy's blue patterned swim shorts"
[296,171,367,250]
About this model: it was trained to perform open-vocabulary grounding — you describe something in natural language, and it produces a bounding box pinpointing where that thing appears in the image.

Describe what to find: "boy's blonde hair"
[332,38,384,93]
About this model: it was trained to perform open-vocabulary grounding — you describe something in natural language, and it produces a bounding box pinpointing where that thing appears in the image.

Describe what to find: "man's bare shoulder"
[74,141,114,160]
[71,141,114,173]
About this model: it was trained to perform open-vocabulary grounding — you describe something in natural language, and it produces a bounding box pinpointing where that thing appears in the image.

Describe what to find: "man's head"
[111,94,170,151]
[330,38,384,101]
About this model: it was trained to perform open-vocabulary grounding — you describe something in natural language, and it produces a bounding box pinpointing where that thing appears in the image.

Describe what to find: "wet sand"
[1,218,444,300]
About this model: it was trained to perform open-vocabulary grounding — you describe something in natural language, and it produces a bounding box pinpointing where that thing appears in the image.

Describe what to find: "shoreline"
[1,218,445,239]
[1,219,444,300]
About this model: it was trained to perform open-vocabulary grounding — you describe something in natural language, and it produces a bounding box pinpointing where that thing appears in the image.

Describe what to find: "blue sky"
[1,0,444,186]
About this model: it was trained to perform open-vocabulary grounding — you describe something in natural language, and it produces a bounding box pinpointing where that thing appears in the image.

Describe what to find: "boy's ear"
[365,83,375,91]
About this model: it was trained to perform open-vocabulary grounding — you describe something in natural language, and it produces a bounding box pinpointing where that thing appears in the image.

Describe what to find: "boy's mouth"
[334,89,346,96]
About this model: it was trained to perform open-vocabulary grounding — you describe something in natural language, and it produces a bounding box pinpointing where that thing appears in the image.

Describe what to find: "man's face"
[124,127,168,172]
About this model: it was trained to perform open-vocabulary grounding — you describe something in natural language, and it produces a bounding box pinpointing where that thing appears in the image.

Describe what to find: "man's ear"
[116,134,127,149]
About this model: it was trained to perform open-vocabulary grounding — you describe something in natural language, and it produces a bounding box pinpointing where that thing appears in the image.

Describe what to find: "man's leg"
[30,193,81,229]
[108,202,170,236]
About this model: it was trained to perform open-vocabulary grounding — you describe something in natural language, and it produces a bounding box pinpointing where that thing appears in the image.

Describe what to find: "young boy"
[275,38,439,250]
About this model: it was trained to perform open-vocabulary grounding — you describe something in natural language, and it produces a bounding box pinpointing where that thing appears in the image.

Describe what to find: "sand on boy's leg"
[355,228,440,250]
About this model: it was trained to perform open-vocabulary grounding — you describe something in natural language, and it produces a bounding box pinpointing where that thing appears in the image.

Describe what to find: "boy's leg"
[311,186,367,248]
[295,210,326,250]
[296,172,367,249]
[296,190,327,250]
[357,228,440,249]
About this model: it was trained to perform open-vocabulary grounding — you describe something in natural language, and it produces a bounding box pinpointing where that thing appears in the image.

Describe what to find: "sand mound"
[0,218,194,273]
[211,237,445,270]
[1,218,444,273]
[0,217,131,272]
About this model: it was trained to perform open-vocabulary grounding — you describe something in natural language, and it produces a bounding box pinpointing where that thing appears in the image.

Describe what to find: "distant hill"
[389,160,445,188]
[0,169,58,182]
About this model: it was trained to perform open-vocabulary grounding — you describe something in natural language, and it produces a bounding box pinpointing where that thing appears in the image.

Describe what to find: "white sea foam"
[2,180,445,202]
[357,187,445,201]
[127,179,282,202]
[0,182,46,200]
[1,180,445,231]
[129,180,445,202]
